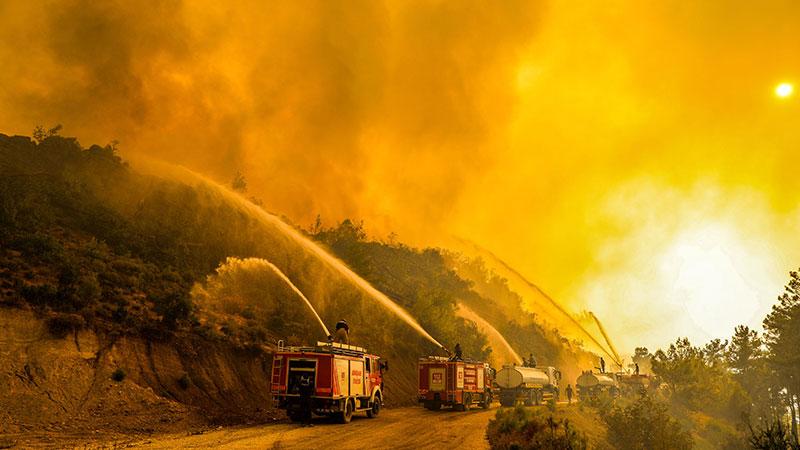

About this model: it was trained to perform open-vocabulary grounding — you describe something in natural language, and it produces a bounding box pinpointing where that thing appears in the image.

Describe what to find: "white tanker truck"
[495,364,561,407]
[575,370,619,400]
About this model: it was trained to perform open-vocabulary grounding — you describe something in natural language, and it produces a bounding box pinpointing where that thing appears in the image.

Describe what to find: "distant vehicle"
[271,340,386,424]
[495,364,561,406]
[418,356,495,411]
[576,370,619,400]
[616,372,652,396]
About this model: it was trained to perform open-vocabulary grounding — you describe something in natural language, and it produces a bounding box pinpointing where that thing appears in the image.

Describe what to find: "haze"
[2,0,799,353]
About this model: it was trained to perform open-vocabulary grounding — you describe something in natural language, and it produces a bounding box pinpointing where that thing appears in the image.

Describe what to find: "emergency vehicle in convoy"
[418,356,495,411]
[495,364,561,406]
[271,340,386,423]
[576,370,619,401]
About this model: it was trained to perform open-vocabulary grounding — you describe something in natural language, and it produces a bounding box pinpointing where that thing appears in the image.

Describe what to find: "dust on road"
[134,406,494,449]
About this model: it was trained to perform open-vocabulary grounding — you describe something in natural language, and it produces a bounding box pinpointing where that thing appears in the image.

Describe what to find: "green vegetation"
[310,219,490,359]
[486,268,800,449]
[634,268,800,448]
[602,394,693,450]
[308,220,596,363]
[0,133,197,336]
[487,405,588,450]
[444,253,593,367]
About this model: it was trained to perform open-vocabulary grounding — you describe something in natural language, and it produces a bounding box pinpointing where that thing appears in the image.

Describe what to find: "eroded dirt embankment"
[0,308,278,439]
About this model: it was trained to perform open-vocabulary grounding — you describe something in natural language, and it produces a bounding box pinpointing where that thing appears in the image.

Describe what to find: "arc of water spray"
[155,162,447,351]
[455,237,622,366]
[262,260,331,338]
[589,311,621,367]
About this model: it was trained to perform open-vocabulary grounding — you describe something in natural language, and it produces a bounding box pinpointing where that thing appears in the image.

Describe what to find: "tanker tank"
[496,364,561,407]
[575,370,619,400]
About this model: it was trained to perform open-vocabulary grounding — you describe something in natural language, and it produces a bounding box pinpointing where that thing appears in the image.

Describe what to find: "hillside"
[0,132,597,435]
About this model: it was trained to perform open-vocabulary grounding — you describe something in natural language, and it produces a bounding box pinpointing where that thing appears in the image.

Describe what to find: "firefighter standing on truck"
[334,319,349,344]
[450,343,463,361]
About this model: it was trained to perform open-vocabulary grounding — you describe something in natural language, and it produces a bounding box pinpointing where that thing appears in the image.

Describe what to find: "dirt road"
[134,406,495,449]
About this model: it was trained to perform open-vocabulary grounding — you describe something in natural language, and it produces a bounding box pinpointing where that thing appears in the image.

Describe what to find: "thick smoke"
[0,0,541,229]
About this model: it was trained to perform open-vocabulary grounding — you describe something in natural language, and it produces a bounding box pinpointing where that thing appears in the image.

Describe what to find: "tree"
[231,171,247,193]
[728,326,763,373]
[763,269,800,445]
[726,325,776,420]
[32,124,62,144]
[651,338,706,402]
[487,406,588,450]
[603,393,693,450]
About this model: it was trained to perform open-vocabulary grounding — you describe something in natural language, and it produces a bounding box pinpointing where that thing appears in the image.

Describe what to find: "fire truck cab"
[271,340,385,424]
[418,356,494,411]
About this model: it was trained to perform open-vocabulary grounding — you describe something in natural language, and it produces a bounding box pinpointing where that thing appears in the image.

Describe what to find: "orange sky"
[2,0,799,353]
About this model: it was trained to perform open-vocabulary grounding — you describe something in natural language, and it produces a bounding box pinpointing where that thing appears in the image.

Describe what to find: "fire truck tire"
[337,399,354,424]
[288,412,303,423]
[523,390,534,406]
[367,394,381,418]
[481,392,492,409]
[424,400,441,411]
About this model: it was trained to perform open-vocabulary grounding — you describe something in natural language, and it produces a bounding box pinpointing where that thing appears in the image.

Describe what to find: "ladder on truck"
[271,356,283,385]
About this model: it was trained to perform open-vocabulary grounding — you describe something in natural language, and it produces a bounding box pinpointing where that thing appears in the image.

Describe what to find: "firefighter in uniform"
[528,353,537,368]
[298,374,315,427]
[450,343,463,361]
[334,319,349,344]
[566,384,574,405]
[600,357,606,373]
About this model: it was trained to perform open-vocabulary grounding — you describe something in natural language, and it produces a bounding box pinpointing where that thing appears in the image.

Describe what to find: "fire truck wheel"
[523,391,534,406]
[337,399,353,424]
[424,400,441,411]
[367,395,381,418]
[481,392,492,409]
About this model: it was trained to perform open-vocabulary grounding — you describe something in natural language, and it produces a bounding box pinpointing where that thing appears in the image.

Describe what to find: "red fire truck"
[271,340,386,423]
[418,356,494,411]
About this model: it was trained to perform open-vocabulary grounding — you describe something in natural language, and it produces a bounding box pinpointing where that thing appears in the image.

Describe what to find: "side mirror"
[380,361,389,372]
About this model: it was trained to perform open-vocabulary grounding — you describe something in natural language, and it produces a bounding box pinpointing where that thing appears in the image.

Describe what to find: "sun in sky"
[775,82,794,98]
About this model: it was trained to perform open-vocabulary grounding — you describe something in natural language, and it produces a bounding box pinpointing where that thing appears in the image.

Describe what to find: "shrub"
[177,373,191,390]
[13,232,64,262]
[111,368,126,382]
[486,405,588,450]
[45,312,86,338]
[152,291,193,326]
[21,283,58,306]
[748,420,799,450]
[547,396,557,412]
[603,393,693,450]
